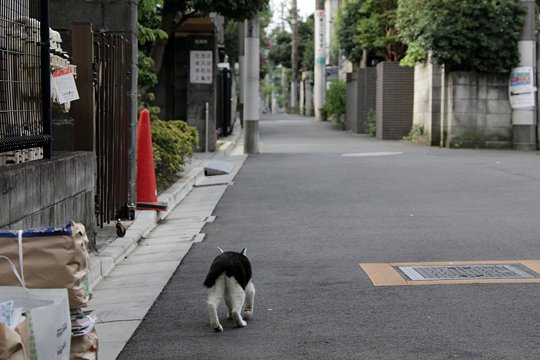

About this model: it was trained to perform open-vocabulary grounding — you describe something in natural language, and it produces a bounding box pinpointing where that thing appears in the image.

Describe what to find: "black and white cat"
[203,248,255,332]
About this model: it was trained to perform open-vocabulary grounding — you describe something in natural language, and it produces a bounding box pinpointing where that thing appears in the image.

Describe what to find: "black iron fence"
[216,67,232,136]
[0,0,52,156]
[94,33,130,226]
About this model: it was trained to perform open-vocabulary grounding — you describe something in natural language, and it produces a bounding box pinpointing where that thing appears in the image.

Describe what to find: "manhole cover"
[342,152,403,157]
[398,264,534,281]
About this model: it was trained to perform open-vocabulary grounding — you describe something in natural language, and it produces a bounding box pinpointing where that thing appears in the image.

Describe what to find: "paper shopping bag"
[70,328,98,360]
[0,316,30,360]
[0,287,71,360]
[0,221,91,308]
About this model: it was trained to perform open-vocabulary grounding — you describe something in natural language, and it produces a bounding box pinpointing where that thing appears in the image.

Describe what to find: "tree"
[267,16,314,74]
[397,0,526,72]
[268,29,292,68]
[335,0,364,64]
[299,14,314,71]
[355,0,406,62]
[138,0,168,108]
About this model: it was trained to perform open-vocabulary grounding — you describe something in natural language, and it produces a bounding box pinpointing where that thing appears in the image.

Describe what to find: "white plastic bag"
[0,255,71,359]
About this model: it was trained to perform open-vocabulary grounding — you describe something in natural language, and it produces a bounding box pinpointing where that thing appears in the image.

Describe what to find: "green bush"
[397,0,526,72]
[403,123,424,143]
[324,80,346,129]
[151,120,199,190]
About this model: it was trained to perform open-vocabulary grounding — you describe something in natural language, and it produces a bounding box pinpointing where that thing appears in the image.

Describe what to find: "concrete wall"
[0,152,95,240]
[376,62,414,140]
[413,63,442,145]
[443,72,512,149]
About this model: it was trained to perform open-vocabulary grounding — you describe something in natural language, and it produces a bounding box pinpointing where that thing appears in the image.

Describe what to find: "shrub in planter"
[151,120,199,190]
[324,80,347,130]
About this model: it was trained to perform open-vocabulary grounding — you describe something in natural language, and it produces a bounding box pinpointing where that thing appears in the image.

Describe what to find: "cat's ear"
[240,248,247,256]
[217,247,224,254]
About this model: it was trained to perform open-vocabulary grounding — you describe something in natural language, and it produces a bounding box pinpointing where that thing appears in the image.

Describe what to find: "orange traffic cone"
[136,109,167,211]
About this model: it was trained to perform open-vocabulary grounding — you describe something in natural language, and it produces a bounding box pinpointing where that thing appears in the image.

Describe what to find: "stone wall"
[413,63,442,145]
[0,152,96,242]
[443,72,511,148]
[376,62,414,140]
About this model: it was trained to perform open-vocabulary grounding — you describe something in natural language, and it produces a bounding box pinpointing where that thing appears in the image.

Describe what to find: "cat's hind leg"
[207,274,226,332]
[224,291,233,320]
[243,280,255,319]
[225,276,247,327]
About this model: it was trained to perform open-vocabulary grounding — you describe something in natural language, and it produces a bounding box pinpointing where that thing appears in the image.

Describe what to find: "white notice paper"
[52,67,80,104]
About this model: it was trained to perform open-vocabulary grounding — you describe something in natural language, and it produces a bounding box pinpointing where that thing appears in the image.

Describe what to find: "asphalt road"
[119,114,540,359]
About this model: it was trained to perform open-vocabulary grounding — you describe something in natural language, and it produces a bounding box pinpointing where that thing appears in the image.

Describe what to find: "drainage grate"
[398,264,535,281]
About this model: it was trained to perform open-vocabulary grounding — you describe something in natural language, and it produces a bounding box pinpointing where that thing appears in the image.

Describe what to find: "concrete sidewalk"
[88,124,247,359]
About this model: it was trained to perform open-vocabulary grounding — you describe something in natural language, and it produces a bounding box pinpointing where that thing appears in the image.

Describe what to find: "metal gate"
[216,67,232,136]
[0,0,52,160]
[94,33,130,226]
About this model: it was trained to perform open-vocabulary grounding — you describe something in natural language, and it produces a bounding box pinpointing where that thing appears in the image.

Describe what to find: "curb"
[88,125,243,290]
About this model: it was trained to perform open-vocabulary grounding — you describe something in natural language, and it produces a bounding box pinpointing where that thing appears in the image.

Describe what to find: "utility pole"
[243,15,260,154]
[290,0,298,113]
[238,22,245,128]
[512,0,537,150]
[281,1,286,32]
[314,0,326,121]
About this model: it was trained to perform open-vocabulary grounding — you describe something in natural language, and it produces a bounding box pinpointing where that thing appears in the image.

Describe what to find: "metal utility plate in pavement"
[342,152,403,157]
[359,260,540,286]
[398,264,534,281]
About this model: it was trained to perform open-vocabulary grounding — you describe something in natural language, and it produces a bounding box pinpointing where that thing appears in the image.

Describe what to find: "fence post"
[71,23,95,151]
[41,0,52,158]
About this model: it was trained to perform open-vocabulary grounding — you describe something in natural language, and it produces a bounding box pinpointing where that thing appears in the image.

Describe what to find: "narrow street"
[118,114,540,359]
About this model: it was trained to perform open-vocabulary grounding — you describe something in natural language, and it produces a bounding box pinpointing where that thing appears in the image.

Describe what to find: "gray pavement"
[94,114,540,359]
[89,124,246,359]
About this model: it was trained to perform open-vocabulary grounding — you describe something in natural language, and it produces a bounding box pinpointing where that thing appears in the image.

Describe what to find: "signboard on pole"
[315,10,325,65]
[509,66,536,109]
[190,51,213,84]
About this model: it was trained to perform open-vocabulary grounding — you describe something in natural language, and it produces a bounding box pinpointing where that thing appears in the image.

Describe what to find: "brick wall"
[376,62,414,140]
[346,72,358,132]
[346,68,377,134]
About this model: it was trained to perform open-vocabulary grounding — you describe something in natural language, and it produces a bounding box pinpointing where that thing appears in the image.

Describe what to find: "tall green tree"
[335,0,364,64]
[138,0,167,108]
[397,0,526,72]
[335,0,405,64]
[299,14,314,71]
[267,16,315,75]
[355,0,405,62]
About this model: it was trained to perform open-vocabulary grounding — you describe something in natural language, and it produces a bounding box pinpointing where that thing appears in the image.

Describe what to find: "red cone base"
[136,109,167,211]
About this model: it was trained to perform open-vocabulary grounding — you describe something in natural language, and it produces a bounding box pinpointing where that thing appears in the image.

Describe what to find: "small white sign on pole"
[315,10,325,65]
[190,50,213,84]
[509,66,536,109]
